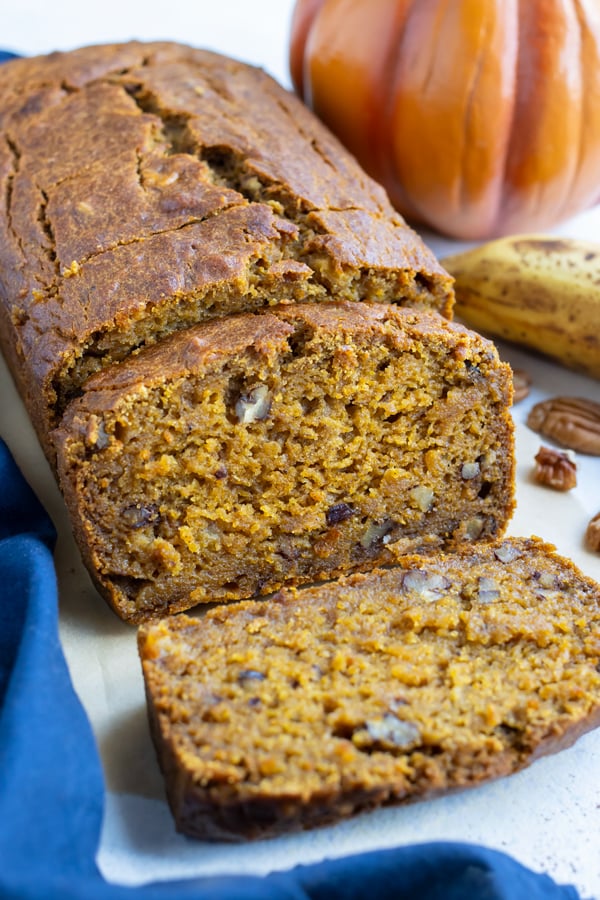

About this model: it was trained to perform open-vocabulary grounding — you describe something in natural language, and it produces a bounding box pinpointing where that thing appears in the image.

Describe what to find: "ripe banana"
[442,235,600,380]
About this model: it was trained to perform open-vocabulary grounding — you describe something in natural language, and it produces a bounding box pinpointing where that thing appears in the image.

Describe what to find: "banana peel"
[442,235,600,380]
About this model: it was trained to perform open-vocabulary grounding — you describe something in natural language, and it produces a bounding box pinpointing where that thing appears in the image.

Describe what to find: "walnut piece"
[527,397,600,456]
[586,512,600,552]
[512,368,532,404]
[533,446,577,491]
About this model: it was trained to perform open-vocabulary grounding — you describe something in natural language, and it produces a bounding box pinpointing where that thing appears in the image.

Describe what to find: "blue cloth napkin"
[0,46,583,899]
[0,447,582,900]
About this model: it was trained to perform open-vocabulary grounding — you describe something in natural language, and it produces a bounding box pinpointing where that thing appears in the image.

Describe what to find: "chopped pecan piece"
[121,502,160,529]
[586,512,600,552]
[533,446,577,491]
[463,517,484,539]
[235,384,271,423]
[410,485,434,511]
[402,569,450,601]
[360,519,395,548]
[527,397,600,456]
[494,543,522,563]
[461,461,480,480]
[476,576,501,603]
[353,714,421,752]
[84,416,109,450]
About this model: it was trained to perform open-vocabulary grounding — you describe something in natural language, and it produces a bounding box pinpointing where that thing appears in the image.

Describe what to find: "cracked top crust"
[0,41,453,449]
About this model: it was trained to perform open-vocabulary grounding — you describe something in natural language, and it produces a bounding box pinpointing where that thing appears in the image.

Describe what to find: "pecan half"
[586,512,600,552]
[533,446,577,491]
[527,397,600,456]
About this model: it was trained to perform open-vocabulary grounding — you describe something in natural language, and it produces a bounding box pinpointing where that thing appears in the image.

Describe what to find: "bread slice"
[138,537,600,841]
[0,41,452,456]
[54,302,515,622]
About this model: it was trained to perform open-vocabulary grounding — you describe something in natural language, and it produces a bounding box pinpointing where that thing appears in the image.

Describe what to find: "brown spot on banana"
[442,235,600,380]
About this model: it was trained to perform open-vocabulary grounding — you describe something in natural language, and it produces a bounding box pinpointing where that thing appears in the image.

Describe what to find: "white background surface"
[1,2,600,897]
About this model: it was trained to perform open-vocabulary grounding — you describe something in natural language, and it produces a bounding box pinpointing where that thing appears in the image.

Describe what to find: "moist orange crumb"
[54,302,515,622]
[138,536,600,841]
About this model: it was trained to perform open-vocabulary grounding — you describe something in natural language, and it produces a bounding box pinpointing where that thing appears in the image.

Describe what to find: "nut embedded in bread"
[137,537,600,841]
[0,41,453,457]
[54,302,515,622]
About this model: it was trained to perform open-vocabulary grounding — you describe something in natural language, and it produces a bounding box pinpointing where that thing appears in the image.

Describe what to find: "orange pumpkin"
[290,0,600,240]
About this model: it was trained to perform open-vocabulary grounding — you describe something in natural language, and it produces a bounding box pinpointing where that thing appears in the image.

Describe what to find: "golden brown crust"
[0,41,453,452]
[65,301,491,396]
[138,536,600,841]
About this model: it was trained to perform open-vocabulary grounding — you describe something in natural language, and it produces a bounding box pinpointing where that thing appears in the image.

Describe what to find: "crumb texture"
[138,537,600,841]
[55,302,515,622]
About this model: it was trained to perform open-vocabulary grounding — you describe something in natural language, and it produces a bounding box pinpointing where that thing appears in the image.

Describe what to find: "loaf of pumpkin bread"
[138,537,600,841]
[55,302,515,622]
[0,41,452,458]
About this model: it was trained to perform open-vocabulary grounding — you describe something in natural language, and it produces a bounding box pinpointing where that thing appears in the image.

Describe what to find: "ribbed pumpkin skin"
[290,0,600,240]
